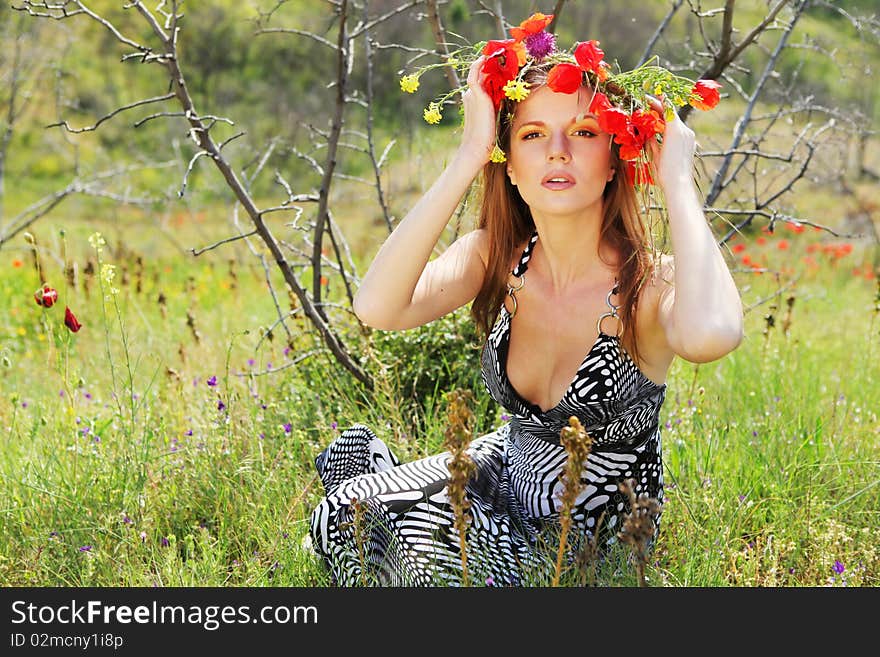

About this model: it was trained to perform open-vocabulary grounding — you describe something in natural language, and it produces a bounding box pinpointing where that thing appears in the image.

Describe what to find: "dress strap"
[506,231,538,318]
[511,230,539,278]
[597,281,621,336]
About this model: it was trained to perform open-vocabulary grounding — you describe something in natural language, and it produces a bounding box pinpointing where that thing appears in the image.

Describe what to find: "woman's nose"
[547,132,571,162]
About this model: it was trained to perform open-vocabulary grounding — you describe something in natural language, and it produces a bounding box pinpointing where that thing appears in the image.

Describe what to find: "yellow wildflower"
[665,107,676,122]
[654,84,663,96]
[503,79,530,102]
[399,74,420,94]
[489,144,506,163]
[423,103,442,125]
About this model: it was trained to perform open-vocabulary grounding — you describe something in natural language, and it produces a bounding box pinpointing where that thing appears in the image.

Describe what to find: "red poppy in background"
[690,80,722,110]
[34,284,58,308]
[546,62,583,94]
[64,306,82,333]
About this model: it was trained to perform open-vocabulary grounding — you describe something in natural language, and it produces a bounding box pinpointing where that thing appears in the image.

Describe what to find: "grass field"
[1,179,878,587]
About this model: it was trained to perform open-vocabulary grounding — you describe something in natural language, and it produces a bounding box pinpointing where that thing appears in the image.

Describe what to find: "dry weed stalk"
[781,294,796,336]
[442,389,477,587]
[553,416,593,587]
[337,496,369,586]
[617,478,662,587]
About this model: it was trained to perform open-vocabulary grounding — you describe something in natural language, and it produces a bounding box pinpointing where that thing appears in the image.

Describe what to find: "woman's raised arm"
[353,58,498,330]
[650,100,745,362]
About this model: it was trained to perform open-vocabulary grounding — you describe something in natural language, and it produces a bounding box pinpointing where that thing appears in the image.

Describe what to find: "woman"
[309,47,743,585]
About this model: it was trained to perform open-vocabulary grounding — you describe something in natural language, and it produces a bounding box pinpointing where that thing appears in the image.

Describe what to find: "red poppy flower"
[574,40,605,74]
[630,108,665,140]
[546,63,583,94]
[597,107,629,136]
[481,39,526,109]
[777,239,789,250]
[34,284,58,308]
[588,91,612,116]
[690,80,722,111]
[509,12,554,41]
[732,243,747,254]
[64,306,82,333]
[615,131,643,161]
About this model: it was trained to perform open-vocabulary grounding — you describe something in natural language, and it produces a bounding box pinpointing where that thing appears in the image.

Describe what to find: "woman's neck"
[530,210,618,294]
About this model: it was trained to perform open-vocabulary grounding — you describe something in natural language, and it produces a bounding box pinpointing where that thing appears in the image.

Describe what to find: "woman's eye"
[522,131,542,140]
[573,128,597,137]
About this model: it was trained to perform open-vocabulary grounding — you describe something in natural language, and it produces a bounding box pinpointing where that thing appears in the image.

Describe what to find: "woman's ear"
[607,167,616,182]
[507,165,517,186]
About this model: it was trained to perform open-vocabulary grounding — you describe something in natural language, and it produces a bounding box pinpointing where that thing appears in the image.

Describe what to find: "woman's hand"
[455,56,499,168]
[647,96,697,193]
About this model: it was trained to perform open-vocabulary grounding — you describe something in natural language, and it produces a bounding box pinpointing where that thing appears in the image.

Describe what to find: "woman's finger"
[467,55,485,89]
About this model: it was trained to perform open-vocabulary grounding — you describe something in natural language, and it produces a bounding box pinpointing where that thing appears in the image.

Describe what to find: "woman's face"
[506,84,614,221]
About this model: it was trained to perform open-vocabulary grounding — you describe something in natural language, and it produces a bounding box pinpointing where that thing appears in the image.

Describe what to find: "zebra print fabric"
[309,231,668,586]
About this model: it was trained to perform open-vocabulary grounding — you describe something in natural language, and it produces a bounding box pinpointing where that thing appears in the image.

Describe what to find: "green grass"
[0,207,877,587]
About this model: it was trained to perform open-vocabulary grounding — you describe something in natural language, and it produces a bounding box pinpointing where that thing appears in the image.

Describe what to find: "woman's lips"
[541,173,575,190]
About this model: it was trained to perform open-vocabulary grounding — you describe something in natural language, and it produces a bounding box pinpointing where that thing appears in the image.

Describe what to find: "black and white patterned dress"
[309,231,668,585]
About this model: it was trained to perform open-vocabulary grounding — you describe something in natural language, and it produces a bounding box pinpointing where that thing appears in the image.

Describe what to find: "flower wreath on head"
[399,12,721,187]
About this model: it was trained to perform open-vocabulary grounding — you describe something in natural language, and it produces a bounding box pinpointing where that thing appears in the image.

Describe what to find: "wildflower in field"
[217,399,226,412]
[283,422,292,434]
[64,306,82,332]
[161,537,170,547]
[485,575,495,587]
[248,358,256,367]
[139,531,147,542]
[331,421,338,430]
[206,375,217,387]
[777,239,789,250]
[732,244,746,254]
[78,545,92,552]
[833,560,845,574]
[33,284,58,308]
[88,232,106,252]
[12,259,23,267]
[689,79,722,110]
[100,264,119,296]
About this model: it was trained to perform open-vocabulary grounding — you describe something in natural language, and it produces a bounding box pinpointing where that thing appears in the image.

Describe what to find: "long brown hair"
[470,63,654,365]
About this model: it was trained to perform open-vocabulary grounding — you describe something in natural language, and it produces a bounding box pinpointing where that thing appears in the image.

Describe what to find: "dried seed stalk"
[443,389,476,587]
[617,478,662,587]
[553,416,593,587]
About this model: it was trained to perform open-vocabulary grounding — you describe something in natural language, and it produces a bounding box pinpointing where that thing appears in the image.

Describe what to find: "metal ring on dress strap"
[506,273,524,318]
[597,284,621,335]
[597,311,621,336]
[508,272,525,292]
